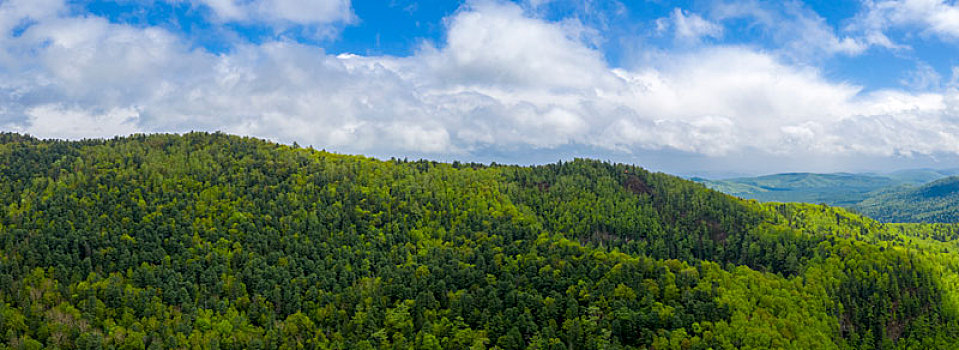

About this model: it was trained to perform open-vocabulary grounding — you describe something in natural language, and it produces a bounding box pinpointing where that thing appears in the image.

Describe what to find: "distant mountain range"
[694,169,959,223]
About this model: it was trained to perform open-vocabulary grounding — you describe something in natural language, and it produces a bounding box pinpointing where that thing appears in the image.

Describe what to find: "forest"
[853,176,959,223]
[1,132,959,349]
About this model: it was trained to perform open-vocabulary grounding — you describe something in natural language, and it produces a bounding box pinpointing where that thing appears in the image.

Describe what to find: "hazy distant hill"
[697,170,959,223]
[884,168,959,185]
[695,172,903,206]
[855,176,959,223]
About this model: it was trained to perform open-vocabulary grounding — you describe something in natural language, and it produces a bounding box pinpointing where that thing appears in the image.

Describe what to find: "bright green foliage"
[0,132,957,349]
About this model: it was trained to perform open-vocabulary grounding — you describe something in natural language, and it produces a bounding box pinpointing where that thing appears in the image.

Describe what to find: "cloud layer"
[1,0,958,173]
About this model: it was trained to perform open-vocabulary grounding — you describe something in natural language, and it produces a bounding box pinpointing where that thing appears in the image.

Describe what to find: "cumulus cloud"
[425,1,614,90]
[0,0,958,171]
[602,47,864,155]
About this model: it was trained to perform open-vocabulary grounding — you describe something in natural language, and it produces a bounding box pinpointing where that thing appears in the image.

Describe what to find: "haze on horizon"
[2,0,959,176]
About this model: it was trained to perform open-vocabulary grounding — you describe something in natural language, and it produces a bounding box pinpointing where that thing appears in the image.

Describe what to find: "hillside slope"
[854,176,959,223]
[0,133,957,349]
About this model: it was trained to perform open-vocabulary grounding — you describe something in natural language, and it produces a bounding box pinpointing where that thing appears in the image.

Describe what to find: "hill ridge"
[0,132,957,348]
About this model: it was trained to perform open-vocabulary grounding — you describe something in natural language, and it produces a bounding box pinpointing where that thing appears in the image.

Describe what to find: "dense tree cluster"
[0,132,957,349]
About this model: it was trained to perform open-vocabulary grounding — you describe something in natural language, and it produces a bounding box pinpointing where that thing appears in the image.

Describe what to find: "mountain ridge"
[0,132,957,348]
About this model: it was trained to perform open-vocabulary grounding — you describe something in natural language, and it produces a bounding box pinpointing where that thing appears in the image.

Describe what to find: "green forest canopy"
[1,132,959,349]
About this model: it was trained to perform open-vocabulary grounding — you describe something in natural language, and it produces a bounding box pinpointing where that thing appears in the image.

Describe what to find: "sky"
[2,0,959,177]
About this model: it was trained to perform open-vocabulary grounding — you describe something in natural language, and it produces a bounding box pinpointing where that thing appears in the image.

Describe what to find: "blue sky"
[3,0,959,176]
[76,0,957,90]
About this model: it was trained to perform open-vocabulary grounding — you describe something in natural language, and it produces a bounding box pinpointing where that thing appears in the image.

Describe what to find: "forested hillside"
[852,177,959,223]
[1,132,959,349]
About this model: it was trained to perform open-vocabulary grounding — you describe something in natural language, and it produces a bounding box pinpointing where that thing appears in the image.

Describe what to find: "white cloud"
[0,0,958,171]
[193,0,354,26]
[656,8,723,43]
[21,105,141,139]
[524,0,554,9]
[710,0,867,59]
[426,1,613,90]
[901,62,942,90]
[850,0,959,48]
[601,47,864,155]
